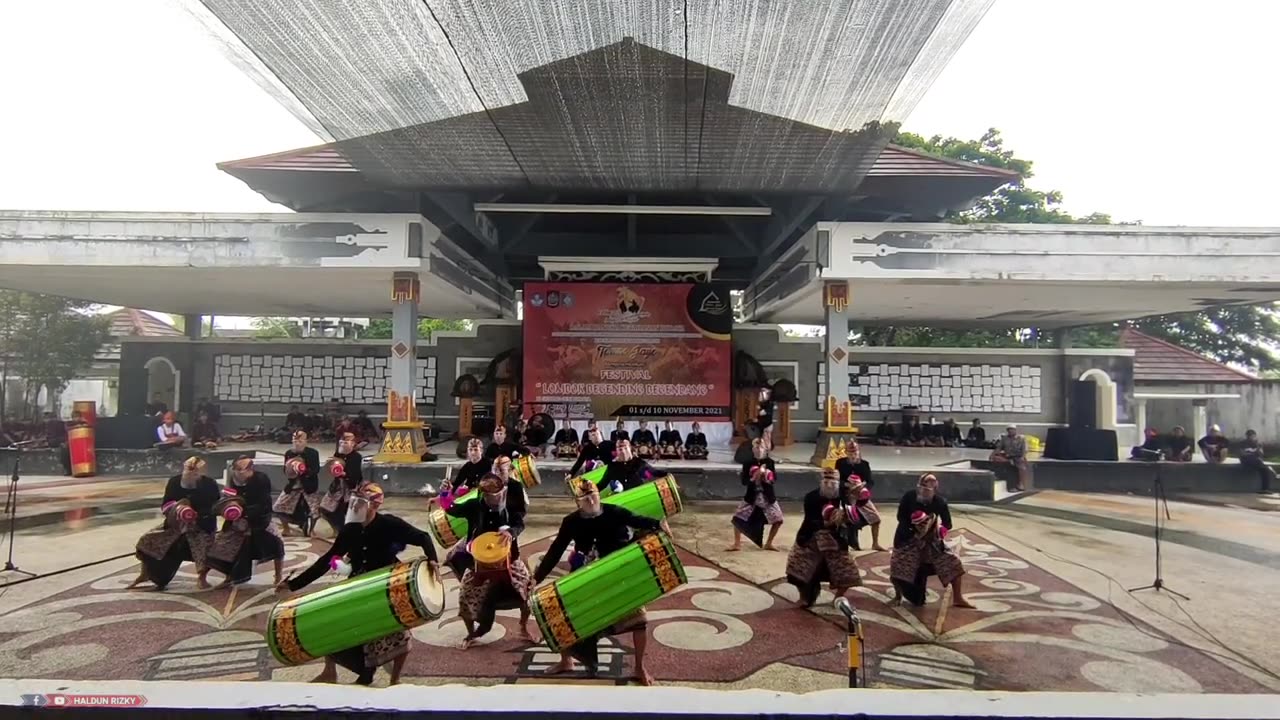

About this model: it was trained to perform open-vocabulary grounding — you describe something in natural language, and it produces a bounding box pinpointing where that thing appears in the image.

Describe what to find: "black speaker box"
[1069,380,1098,429]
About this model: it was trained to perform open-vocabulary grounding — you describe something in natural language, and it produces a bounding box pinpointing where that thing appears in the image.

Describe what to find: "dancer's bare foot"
[125,576,148,590]
[310,670,337,684]
[635,666,655,686]
[518,627,534,643]
[460,637,478,650]
[872,544,887,552]
[953,597,976,609]
[545,657,575,676]
[196,575,211,590]
[725,546,741,552]
[763,544,779,552]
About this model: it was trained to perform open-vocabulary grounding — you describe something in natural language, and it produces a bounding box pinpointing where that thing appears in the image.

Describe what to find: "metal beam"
[474,203,772,216]
[754,195,826,274]
[422,191,501,250]
[515,232,750,257]
[626,194,638,253]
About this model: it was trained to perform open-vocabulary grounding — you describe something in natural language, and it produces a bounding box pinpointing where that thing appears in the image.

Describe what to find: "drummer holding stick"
[276,483,440,686]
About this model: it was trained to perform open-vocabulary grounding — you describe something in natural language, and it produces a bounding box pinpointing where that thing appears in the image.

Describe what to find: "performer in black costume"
[784,467,862,607]
[318,431,364,534]
[444,437,490,496]
[890,473,973,608]
[454,472,535,648]
[601,438,656,493]
[683,421,709,459]
[276,430,321,535]
[484,425,524,460]
[208,456,285,586]
[835,440,885,551]
[277,483,440,686]
[568,425,614,477]
[535,477,661,685]
[728,438,784,551]
[129,456,221,590]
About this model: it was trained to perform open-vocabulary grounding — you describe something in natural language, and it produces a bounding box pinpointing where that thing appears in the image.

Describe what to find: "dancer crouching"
[728,438,784,551]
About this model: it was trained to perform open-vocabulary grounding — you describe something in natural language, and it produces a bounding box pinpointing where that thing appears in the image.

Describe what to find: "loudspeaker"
[1069,380,1098,429]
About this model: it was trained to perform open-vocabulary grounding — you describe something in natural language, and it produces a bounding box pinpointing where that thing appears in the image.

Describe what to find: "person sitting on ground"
[658,420,683,458]
[898,417,925,447]
[553,422,580,457]
[354,410,380,444]
[965,419,988,449]
[1130,427,1163,462]
[303,408,327,437]
[683,421,709,459]
[874,416,896,446]
[1238,429,1275,494]
[484,424,524,460]
[1167,426,1194,462]
[284,405,307,431]
[155,412,188,450]
[1199,424,1230,463]
[195,397,222,426]
[989,425,1029,491]
[922,418,946,448]
[609,419,630,445]
[523,416,551,456]
[939,418,963,447]
[191,411,221,449]
[631,420,657,458]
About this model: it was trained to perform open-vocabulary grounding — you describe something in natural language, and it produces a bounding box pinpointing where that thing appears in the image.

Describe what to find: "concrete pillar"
[1192,400,1209,447]
[389,272,420,398]
[810,280,857,466]
[375,273,429,463]
[1135,398,1148,433]
[183,314,202,340]
[1053,328,1073,349]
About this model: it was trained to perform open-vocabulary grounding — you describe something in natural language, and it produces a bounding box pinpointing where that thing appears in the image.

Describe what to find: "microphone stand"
[834,597,865,688]
[1127,466,1187,600]
[3,445,37,577]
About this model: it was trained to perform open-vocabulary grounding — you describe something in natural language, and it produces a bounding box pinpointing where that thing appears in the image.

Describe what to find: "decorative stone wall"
[213,354,437,405]
[818,362,1043,414]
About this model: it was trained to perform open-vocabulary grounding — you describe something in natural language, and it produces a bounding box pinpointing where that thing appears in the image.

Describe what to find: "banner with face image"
[522,282,733,420]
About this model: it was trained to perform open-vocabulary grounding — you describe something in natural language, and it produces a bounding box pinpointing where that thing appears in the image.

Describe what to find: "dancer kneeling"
[207,456,285,586]
[318,432,364,534]
[535,478,662,685]
[456,472,535,648]
[889,473,972,608]
[785,467,862,607]
[129,456,220,590]
[728,438,784,551]
[274,431,321,536]
[276,483,440,685]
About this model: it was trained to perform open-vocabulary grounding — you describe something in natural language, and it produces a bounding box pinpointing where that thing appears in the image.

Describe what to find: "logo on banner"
[599,286,650,323]
[698,290,729,316]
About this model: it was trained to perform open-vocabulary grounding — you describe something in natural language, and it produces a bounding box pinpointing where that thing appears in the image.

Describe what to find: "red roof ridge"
[878,144,1022,178]
[1119,326,1256,381]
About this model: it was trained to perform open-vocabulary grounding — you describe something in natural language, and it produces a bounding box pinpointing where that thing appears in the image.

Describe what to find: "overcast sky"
[1,0,1276,228]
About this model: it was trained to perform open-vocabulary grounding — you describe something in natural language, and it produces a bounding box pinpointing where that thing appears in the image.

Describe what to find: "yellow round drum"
[469,531,512,580]
[511,454,541,489]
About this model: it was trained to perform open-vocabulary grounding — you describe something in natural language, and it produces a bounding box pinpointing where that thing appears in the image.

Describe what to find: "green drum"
[564,464,608,496]
[427,488,479,548]
[602,474,682,520]
[266,557,445,665]
[531,532,687,653]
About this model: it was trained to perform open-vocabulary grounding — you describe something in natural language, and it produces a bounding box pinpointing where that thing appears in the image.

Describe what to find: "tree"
[0,291,111,419]
[252,317,302,339]
[865,129,1279,372]
[362,318,472,340]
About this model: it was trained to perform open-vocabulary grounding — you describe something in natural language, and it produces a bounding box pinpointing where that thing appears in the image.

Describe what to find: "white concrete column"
[823,281,851,423]
[1192,400,1208,446]
[1135,398,1148,432]
[390,272,420,398]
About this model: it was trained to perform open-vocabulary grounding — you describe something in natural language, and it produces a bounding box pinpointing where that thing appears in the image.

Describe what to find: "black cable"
[957,512,1280,683]
[0,552,134,592]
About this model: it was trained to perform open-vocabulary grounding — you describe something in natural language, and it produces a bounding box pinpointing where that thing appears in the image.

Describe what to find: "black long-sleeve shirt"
[632,429,656,445]
[484,440,524,460]
[893,490,952,548]
[533,505,660,583]
[452,459,489,492]
[603,458,656,492]
[740,457,777,504]
[658,430,682,446]
[226,471,274,530]
[328,450,363,493]
[609,429,630,444]
[283,447,322,494]
[569,440,614,476]
[685,431,707,447]
[554,428,580,445]
[449,479,527,558]
[794,489,847,549]
[162,474,220,534]
[288,513,438,591]
[835,457,874,488]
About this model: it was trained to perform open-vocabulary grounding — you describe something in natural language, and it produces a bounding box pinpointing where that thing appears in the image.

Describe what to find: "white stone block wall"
[213,354,437,405]
[818,362,1042,414]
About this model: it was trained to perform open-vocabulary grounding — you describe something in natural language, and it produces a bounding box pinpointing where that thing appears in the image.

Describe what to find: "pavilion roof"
[1118,327,1256,384]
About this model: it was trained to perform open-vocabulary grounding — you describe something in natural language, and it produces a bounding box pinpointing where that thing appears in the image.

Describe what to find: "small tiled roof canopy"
[1118,327,1255,383]
[104,308,182,338]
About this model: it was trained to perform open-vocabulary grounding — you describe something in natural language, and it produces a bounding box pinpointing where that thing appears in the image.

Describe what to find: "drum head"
[469,531,508,565]
[411,558,447,620]
[514,455,541,488]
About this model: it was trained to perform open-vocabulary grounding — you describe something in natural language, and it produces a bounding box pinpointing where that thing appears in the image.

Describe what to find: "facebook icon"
[20,694,48,707]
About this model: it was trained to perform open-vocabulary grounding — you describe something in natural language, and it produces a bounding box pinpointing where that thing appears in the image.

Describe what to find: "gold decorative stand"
[374,391,430,463]
[809,395,859,467]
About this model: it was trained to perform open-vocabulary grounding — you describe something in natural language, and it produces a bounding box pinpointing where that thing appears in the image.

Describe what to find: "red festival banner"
[522,282,733,420]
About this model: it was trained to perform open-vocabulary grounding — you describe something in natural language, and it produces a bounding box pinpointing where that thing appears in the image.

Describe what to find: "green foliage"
[864,129,1278,371]
[252,317,302,339]
[362,318,471,340]
[0,291,112,418]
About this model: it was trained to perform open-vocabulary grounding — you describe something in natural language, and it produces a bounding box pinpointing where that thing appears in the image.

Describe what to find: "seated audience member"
[965,419,988,449]
[898,417,925,447]
[1238,429,1275,494]
[512,418,529,446]
[632,420,657,458]
[523,416,550,455]
[658,421,683,457]
[610,420,630,445]
[989,425,1029,492]
[191,411,221,449]
[304,408,328,437]
[195,397,222,425]
[1130,428,1163,462]
[874,416,896,446]
[354,410,380,443]
[145,393,169,418]
[1198,424,1230,463]
[284,405,307,431]
[552,422,580,458]
[922,418,946,447]
[1167,426,1194,462]
[684,421,709,459]
[940,418,963,447]
[484,425,524,460]
[156,412,188,450]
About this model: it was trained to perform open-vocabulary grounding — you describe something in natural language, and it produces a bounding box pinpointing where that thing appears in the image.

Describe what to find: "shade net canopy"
[191,0,992,193]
